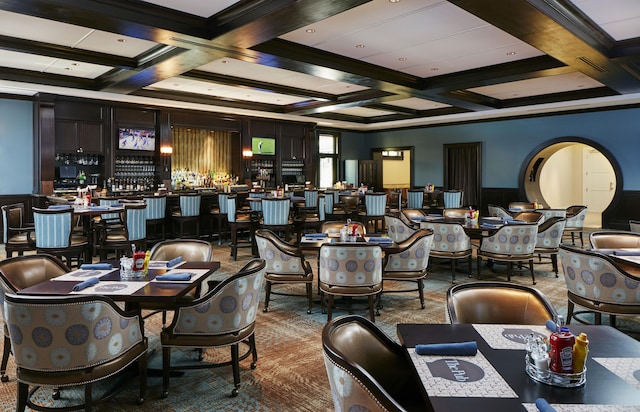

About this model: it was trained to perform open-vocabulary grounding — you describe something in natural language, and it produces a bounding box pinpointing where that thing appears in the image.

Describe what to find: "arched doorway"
[521,138,622,228]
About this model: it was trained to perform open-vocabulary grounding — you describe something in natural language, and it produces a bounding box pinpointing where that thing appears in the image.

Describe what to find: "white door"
[583,148,615,228]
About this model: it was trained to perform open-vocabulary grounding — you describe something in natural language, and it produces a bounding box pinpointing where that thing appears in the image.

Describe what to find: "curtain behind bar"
[172,128,233,174]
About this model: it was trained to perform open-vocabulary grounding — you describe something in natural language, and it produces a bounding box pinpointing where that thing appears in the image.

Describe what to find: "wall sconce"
[242,149,253,158]
[160,145,173,171]
[242,149,253,175]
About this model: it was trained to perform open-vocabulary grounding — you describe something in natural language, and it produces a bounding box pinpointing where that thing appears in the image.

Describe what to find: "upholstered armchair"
[318,244,383,322]
[487,204,511,219]
[443,190,463,208]
[227,195,257,261]
[589,230,640,250]
[160,259,266,398]
[407,189,425,210]
[442,208,469,219]
[534,217,566,275]
[0,254,70,383]
[476,222,539,284]
[400,208,426,229]
[4,294,147,411]
[1,203,35,257]
[421,221,472,283]
[564,205,587,246]
[384,214,416,243]
[322,315,427,412]
[559,245,640,327]
[255,229,314,314]
[513,211,545,224]
[381,229,433,309]
[446,281,558,324]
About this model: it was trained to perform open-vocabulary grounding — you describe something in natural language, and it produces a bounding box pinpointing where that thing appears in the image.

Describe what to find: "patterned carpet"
[0,241,639,411]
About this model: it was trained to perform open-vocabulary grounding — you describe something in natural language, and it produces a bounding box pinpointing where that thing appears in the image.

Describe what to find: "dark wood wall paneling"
[603,190,640,230]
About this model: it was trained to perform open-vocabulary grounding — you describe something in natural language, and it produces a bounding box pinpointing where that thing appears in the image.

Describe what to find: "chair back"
[630,220,640,233]
[446,281,558,324]
[169,259,266,336]
[255,229,308,275]
[227,195,239,223]
[443,190,463,208]
[318,196,326,221]
[4,293,145,373]
[339,195,360,213]
[559,245,640,307]
[387,190,402,211]
[321,221,367,237]
[535,217,566,250]
[565,205,587,229]
[304,190,319,209]
[421,221,471,253]
[479,223,538,256]
[508,201,533,212]
[179,194,201,217]
[487,204,511,219]
[217,193,232,214]
[540,208,567,220]
[589,230,640,249]
[400,209,425,225]
[443,208,468,220]
[124,203,147,241]
[384,229,433,273]
[319,244,382,290]
[144,195,166,221]
[322,315,425,412]
[513,211,544,224]
[248,192,264,212]
[98,197,122,222]
[2,203,25,244]
[33,207,73,248]
[364,193,386,216]
[407,190,424,209]
[0,254,69,295]
[149,239,212,262]
[262,198,291,225]
[384,214,416,243]
[323,192,335,214]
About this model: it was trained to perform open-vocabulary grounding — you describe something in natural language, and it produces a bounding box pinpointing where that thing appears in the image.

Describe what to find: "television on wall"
[251,137,276,155]
[118,128,156,151]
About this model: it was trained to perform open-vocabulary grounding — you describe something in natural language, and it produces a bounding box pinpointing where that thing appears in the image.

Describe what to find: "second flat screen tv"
[118,128,156,151]
[252,137,275,155]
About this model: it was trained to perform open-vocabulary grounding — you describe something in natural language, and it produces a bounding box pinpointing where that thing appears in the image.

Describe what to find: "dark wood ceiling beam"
[0,66,97,89]
[283,90,393,115]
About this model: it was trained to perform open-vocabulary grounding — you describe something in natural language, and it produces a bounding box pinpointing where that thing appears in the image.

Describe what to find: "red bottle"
[133,250,146,271]
[549,326,575,373]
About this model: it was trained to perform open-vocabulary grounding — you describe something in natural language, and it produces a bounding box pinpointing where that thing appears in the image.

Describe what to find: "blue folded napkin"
[80,263,113,270]
[428,214,443,217]
[535,398,557,412]
[72,277,99,291]
[166,256,183,267]
[49,204,72,209]
[89,206,109,211]
[481,223,501,229]
[305,233,327,238]
[613,249,640,256]
[155,273,191,281]
[368,237,392,243]
[545,319,557,332]
[415,341,477,356]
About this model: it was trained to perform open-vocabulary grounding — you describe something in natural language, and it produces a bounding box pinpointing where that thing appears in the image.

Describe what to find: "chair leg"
[506,262,512,282]
[306,283,313,314]
[566,300,575,324]
[417,279,425,309]
[248,334,258,369]
[467,255,472,279]
[529,259,536,285]
[85,382,93,412]
[161,346,171,398]
[579,230,584,247]
[327,295,334,321]
[551,254,559,276]
[1,334,10,382]
[230,343,240,397]
[368,295,376,322]
[17,381,28,412]
[263,281,272,313]
[137,350,147,405]
[610,315,617,328]
[595,312,602,325]
[476,256,482,279]
[450,259,456,283]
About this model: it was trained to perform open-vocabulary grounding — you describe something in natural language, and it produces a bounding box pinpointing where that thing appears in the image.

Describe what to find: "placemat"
[523,403,640,411]
[408,348,517,398]
[593,357,640,389]
[52,268,116,281]
[473,324,550,350]
[150,268,211,283]
[70,281,147,295]
[147,260,186,269]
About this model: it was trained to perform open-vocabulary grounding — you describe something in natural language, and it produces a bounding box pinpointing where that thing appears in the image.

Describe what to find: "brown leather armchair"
[513,211,544,224]
[589,230,640,251]
[322,315,427,412]
[1,203,35,257]
[0,254,70,383]
[320,220,367,237]
[442,207,469,220]
[446,281,558,324]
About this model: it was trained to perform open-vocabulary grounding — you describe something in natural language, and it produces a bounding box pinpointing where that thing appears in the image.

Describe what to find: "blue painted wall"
[0,99,33,195]
[341,107,640,190]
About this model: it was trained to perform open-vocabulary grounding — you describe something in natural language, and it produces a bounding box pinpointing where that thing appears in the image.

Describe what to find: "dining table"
[397,323,640,411]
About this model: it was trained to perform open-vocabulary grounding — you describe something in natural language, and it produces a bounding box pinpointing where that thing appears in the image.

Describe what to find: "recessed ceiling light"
[355,44,365,48]
[513,93,519,97]
[71,63,78,66]
[506,51,516,56]
[389,0,400,3]
[173,83,180,87]
[221,60,229,64]
[306,29,316,33]
[398,57,407,61]
[430,67,439,71]
[117,38,126,43]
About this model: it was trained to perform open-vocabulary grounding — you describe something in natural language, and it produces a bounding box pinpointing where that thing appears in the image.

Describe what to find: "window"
[318,133,339,188]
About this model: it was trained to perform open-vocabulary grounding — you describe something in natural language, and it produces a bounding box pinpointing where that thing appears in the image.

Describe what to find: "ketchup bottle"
[549,316,575,373]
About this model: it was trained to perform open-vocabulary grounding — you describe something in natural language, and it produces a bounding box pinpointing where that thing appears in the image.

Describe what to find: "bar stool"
[171,193,201,239]
[97,202,147,260]
[260,197,293,241]
[32,207,89,269]
[359,192,387,234]
[210,192,231,245]
[407,189,425,210]
[227,195,257,260]
[143,195,166,243]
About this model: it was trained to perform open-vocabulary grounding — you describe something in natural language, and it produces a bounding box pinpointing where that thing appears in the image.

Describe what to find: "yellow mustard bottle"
[572,332,589,373]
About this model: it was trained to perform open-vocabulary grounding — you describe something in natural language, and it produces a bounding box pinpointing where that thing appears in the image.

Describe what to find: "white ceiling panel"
[197,58,368,95]
[0,49,112,78]
[140,0,241,18]
[330,106,397,117]
[384,98,451,111]
[468,72,604,100]
[147,77,311,105]
[570,0,640,41]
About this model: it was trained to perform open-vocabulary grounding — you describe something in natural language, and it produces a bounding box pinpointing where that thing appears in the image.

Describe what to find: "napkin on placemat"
[89,206,110,211]
[166,256,183,267]
[155,273,191,281]
[535,398,557,412]
[415,341,477,356]
[613,249,640,256]
[49,204,72,209]
[305,233,327,238]
[481,223,501,229]
[72,277,99,291]
[80,263,113,270]
[368,237,392,243]
[545,319,557,332]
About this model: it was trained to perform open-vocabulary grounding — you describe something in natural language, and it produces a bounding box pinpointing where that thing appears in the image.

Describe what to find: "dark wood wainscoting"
[603,190,640,230]
[481,188,520,215]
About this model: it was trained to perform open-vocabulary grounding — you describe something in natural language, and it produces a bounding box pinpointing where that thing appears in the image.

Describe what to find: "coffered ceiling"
[0,0,639,131]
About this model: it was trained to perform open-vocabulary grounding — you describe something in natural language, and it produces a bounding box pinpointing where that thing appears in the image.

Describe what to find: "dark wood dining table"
[397,323,640,411]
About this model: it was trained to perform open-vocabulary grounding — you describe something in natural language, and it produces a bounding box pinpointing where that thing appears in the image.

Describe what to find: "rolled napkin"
[368,237,392,243]
[166,256,183,267]
[535,398,558,412]
[155,273,192,281]
[89,206,110,211]
[415,341,477,356]
[48,204,72,209]
[305,233,327,238]
[613,249,640,256]
[545,319,557,332]
[481,223,501,229]
[72,277,99,291]
[80,263,113,270]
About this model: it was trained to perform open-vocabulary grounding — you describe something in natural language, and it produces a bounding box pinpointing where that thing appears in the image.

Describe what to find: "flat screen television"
[252,137,276,155]
[118,128,156,151]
